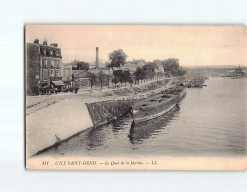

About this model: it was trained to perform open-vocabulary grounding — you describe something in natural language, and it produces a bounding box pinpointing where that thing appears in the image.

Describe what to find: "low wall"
[26,99,94,157]
[86,99,134,127]
[27,99,134,156]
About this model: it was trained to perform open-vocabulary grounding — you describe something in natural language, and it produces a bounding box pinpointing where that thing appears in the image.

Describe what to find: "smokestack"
[96,47,99,69]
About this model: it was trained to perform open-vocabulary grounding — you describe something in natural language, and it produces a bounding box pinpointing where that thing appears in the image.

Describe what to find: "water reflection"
[83,116,134,153]
[85,127,105,150]
[129,105,180,144]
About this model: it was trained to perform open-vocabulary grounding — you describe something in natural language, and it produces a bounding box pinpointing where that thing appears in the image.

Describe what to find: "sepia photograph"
[25,25,247,170]
[3,0,247,192]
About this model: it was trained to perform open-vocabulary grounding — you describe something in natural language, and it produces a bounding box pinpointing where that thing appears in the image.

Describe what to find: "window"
[56,60,59,66]
[42,59,47,68]
[50,69,54,77]
[42,48,46,55]
[51,59,54,67]
[56,50,60,57]
[47,59,50,67]
[56,69,60,77]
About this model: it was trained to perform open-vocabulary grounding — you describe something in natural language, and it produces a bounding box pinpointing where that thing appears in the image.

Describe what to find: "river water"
[44,77,247,157]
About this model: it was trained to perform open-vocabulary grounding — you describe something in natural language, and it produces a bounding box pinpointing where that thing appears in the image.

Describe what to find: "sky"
[26,25,247,66]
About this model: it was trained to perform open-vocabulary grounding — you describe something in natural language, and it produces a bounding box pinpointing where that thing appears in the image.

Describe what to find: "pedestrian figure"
[74,80,80,94]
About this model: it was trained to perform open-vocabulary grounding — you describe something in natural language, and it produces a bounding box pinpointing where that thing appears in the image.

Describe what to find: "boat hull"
[132,88,186,124]
[129,105,180,142]
[133,102,177,123]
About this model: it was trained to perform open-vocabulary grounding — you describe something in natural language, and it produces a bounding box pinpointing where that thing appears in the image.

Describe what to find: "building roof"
[28,42,62,58]
[72,70,88,77]
[98,67,110,70]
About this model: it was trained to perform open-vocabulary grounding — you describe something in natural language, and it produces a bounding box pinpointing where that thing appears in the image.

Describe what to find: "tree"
[132,59,145,66]
[153,59,162,66]
[175,67,187,76]
[133,62,158,83]
[161,58,179,75]
[156,71,164,79]
[123,70,133,86]
[161,58,187,76]
[142,63,157,80]
[85,72,97,91]
[105,74,111,89]
[98,71,108,90]
[77,61,89,71]
[109,49,127,70]
[112,70,125,86]
[134,67,145,83]
[112,76,120,86]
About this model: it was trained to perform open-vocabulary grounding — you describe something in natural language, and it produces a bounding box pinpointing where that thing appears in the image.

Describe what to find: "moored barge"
[131,86,186,124]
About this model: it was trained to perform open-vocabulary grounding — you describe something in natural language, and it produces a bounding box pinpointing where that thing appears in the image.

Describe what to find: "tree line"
[108,49,187,86]
[72,49,187,90]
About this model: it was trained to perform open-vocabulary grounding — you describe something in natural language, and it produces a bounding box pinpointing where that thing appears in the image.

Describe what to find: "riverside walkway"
[26,77,176,115]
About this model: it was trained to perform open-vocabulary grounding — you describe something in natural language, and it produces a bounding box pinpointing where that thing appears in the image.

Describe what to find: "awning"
[51,80,65,86]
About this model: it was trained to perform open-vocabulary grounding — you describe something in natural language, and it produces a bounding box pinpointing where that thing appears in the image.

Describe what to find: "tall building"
[26,39,64,95]
[95,47,99,69]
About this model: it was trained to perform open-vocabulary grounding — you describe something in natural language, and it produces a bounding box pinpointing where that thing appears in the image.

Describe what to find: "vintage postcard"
[25,25,247,170]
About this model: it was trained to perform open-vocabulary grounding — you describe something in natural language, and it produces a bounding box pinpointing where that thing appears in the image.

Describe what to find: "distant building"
[224,65,247,77]
[89,67,111,75]
[122,62,137,73]
[72,69,88,79]
[112,64,124,71]
[89,63,96,69]
[26,39,64,95]
[62,63,73,90]
[72,70,91,89]
[70,59,79,70]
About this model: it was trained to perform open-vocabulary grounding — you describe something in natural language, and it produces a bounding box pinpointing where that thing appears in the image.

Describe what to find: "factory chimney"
[96,47,99,69]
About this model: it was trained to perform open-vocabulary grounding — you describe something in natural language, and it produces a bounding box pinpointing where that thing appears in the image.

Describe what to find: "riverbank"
[26,77,184,156]
[35,77,247,159]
